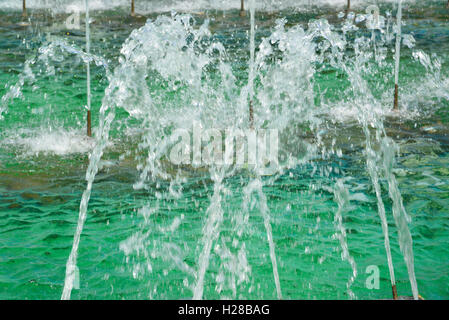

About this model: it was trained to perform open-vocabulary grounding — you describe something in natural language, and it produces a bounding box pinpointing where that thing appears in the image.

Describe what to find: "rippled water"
[0,1,448,300]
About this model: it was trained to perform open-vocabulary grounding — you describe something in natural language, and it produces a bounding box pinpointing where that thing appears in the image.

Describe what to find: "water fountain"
[248,0,255,128]
[22,0,26,18]
[61,0,93,300]
[339,7,420,298]
[345,0,350,18]
[2,0,447,300]
[57,3,417,300]
[85,0,92,137]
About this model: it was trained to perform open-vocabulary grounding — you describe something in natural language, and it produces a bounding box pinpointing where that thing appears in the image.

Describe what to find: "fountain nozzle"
[22,0,27,18]
[393,84,399,111]
[240,0,246,17]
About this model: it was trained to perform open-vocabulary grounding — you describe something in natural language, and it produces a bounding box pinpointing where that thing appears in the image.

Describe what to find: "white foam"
[2,128,95,156]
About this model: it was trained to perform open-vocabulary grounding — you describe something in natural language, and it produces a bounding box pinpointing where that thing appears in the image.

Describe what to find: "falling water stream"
[345,16,418,299]
[192,170,225,300]
[85,0,91,136]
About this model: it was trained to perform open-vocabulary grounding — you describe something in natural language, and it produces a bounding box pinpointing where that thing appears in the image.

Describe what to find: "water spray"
[22,0,27,18]
[85,0,92,137]
[61,1,92,299]
[393,0,402,111]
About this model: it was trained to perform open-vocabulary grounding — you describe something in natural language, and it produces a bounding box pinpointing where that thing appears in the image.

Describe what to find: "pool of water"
[0,0,448,300]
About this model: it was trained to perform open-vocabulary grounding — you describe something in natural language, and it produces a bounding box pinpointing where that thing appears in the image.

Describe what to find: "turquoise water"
[1,1,449,300]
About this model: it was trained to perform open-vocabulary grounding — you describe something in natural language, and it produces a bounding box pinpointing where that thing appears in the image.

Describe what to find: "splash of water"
[61,101,115,300]
[248,0,282,300]
[345,31,397,291]
[248,0,256,124]
[0,37,108,121]
[0,0,414,14]
[85,0,91,136]
[252,178,282,299]
[381,137,419,299]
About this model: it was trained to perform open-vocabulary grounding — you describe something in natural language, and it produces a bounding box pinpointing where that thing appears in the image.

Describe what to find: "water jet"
[0,0,445,301]
[85,0,92,137]
[61,0,94,300]
[345,0,350,18]
[393,0,402,111]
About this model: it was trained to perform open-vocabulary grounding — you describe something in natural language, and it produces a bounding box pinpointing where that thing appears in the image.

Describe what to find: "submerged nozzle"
[394,84,399,111]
